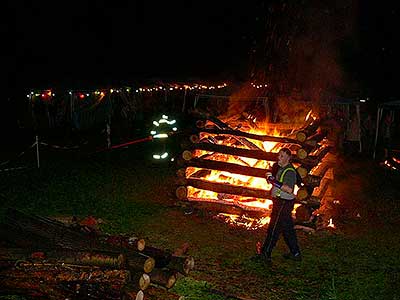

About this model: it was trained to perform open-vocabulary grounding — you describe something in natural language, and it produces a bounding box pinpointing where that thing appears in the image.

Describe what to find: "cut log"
[127,252,155,273]
[296,187,309,200]
[178,178,271,199]
[186,200,270,219]
[1,208,145,253]
[141,246,173,269]
[302,174,322,188]
[141,246,194,275]
[189,142,279,162]
[199,116,264,150]
[167,255,195,275]
[182,158,271,179]
[129,273,151,291]
[194,127,302,145]
[295,119,321,142]
[295,205,313,223]
[0,263,131,299]
[0,247,154,274]
[297,196,322,209]
[176,186,188,200]
[123,289,145,300]
[149,268,177,289]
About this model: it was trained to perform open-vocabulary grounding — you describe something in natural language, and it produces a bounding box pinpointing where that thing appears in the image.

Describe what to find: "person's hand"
[265,172,272,178]
[266,174,283,189]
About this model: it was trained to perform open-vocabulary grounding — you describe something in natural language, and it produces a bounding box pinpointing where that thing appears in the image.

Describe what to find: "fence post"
[35,135,40,169]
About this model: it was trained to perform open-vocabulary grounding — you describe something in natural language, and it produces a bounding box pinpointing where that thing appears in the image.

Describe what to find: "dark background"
[2,1,400,99]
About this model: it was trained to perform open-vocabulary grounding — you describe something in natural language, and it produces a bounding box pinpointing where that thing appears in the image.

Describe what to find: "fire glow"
[185,120,306,229]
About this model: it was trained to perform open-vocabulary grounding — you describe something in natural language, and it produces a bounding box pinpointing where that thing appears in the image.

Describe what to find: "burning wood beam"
[186,200,269,219]
[176,178,272,200]
[184,143,279,162]
[194,128,302,145]
[181,158,271,179]
[177,159,322,189]
[294,118,321,142]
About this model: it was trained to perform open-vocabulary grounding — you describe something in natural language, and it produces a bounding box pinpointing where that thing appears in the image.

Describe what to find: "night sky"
[2,1,400,99]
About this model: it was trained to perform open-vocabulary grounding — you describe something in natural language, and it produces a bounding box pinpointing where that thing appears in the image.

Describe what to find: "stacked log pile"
[176,112,335,227]
[0,208,193,299]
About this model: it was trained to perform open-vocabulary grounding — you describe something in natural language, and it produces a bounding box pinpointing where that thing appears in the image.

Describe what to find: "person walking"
[258,148,301,264]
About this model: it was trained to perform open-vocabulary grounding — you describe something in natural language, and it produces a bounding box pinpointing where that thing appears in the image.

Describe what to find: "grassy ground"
[1,143,400,300]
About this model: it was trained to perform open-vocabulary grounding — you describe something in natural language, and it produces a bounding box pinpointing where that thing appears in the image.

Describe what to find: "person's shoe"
[282,252,302,261]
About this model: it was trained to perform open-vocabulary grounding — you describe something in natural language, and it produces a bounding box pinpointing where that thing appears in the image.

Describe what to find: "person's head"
[278,148,292,167]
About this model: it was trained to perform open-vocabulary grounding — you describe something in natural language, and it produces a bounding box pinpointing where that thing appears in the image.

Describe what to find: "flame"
[187,117,306,229]
[305,110,313,122]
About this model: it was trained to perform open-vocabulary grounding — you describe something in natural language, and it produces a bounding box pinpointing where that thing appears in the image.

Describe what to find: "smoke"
[250,0,359,105]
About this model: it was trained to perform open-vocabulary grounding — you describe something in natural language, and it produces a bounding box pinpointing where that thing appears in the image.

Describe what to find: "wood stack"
[0,208,193,299]
[176,112,335,227]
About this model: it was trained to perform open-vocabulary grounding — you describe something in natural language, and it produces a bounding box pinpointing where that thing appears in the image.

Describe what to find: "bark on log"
[295,205,313,223]
[123,289,145,300]
[149,268,177,289]
[1,208,145,253]
[178,178,271,199]
[183,158,271,179]
[184,200,269,219]
[200,116,264,150]
[0,247,154,274]
[296,187,309,201]
[195,127,301,145]
[298,146,331,170]
[129,273,151,291]
[0,263,131,299]
[295,119,321,142]
[167,255,195,275]
[141,246,194,275]
[188,143,279,162]
[297,196,321,209]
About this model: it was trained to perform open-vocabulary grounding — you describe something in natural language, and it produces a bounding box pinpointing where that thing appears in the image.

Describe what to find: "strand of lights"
[251,83,269,89]
[27,83,228,99]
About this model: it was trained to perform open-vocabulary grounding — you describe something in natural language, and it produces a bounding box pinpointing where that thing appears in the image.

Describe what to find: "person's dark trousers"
[261,198,300,258]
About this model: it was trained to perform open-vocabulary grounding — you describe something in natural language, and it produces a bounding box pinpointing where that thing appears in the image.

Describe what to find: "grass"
[1,144,400,300]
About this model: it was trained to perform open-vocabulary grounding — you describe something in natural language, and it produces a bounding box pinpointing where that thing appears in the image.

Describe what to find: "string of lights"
[26,82,229,100]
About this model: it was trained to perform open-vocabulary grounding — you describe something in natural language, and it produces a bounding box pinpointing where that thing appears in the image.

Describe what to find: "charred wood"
[182,158,271,179]
[177,178,271,199]
[187,143,279,162]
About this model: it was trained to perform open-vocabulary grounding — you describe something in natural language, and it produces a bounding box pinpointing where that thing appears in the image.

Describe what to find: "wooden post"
[35,135,40,169]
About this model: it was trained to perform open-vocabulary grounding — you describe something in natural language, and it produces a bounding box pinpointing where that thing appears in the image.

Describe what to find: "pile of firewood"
[175,112,335,227]
[0,208,193,299]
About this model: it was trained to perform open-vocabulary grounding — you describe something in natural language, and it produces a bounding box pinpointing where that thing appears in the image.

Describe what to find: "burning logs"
[176,178,271,200]
[0,209,194,299]
[175,113,334,231]
[294,118,321,142]
[184,143,279,161]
